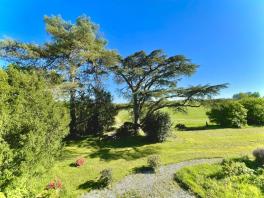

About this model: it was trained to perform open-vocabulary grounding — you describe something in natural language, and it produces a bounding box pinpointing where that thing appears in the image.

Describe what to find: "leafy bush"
[175,123,187,131]
[115,122,138,139]
[253,148,264,165]
[240,98,264,126]
[147,155,161,171]
[75,157,85,167]
[143,111,172,142]
[98,169,113,187]
[207,101,247,128]
[221,160,254,177]
[0,66,70,196]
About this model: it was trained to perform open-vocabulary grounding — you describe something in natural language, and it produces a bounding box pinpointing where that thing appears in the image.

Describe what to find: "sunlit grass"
[31,107,264,197]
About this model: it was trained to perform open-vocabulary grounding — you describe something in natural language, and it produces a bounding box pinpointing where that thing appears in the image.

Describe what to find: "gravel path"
[82,158,222,198]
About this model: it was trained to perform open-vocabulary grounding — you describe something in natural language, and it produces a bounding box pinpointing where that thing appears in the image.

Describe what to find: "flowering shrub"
[47,179,63,190]
[75,157,86,167]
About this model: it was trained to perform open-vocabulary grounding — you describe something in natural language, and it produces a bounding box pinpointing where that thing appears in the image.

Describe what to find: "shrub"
[253,148,264,165]
[143,111,172,142]
[221,160,253,177]
[98,169,113,187]
[0,66,69,196]
[115,122,138,139]
[147,155,161,171]
[240,98,264,126]
[175,123,187,131]
[207,101,247,128]
[75,157,85,167]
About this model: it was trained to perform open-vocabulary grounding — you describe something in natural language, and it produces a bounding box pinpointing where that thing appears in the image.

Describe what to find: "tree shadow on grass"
[178,125,223,131]
[65,135,159,161]
[78,180,102,190]
[132,166,154,174]
[89,146,159,161]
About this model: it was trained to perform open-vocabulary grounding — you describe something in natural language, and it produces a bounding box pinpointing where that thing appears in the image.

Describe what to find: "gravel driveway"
[82,158,222,198]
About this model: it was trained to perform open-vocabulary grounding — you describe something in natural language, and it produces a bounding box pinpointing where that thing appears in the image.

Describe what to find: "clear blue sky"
[1,0,264,102]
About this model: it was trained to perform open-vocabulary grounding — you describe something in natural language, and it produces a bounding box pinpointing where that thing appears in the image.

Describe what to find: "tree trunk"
[133,94,140,133]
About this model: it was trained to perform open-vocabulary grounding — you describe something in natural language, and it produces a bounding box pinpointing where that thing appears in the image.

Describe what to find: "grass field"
[33,107,264,197]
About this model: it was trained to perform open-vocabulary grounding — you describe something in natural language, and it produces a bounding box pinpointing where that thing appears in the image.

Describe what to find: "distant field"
[115,106,210,127]
[32,126,264,197]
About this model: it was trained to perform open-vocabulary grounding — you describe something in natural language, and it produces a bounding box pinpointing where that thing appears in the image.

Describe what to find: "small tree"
[111,50,227,132]
[207,101,247,128]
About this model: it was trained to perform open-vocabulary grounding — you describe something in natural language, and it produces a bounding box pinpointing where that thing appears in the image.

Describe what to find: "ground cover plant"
[175,153,264,198]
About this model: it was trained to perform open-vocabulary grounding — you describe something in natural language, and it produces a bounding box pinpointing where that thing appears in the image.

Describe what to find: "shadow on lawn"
[89,146,159,161]
[65,135,159,161]
[78,180,102,190]
[132,165,154,174]
[178,125,222,131]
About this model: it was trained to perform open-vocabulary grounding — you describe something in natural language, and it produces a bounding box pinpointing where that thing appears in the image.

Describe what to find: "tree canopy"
[111,50,227,130]
[0,15,118,136]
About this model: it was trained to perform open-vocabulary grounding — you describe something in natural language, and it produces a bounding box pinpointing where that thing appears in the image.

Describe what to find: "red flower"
[75,157,85,167]
[47,180,56,189]
[47,179,63,190]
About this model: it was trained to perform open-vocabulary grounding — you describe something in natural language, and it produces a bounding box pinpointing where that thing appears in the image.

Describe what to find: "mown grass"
[32,107,264,197]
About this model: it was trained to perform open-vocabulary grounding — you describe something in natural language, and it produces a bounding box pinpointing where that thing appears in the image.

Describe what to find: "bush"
[207,101,247,128]
[147,155,161,171]
[0,66,69,196]
[175,123,187,131]
[240,98,264,126]
[253,148,264,165]
[143,111,172,142]
[98,169,113,187]
[221,160,253,177]
[115,122,138,139]
[75,157,85,167]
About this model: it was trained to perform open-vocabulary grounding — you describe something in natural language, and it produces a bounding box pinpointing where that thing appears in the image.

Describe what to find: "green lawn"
[32,107,264,197]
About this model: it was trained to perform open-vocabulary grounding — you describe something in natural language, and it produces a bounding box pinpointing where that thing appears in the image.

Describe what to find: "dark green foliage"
[76,88,117,136]
[86,89,117,135]
[0,66,69,197]
[143,111,172,142]
[253,148,264,165]
[115,122,138,139]
[98,169,113,187]
[240,98,264,126]
[147,155,161,171]
[207,101,247,128]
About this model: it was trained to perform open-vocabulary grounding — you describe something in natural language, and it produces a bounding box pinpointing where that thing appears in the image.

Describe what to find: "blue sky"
[1,0,264,102]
